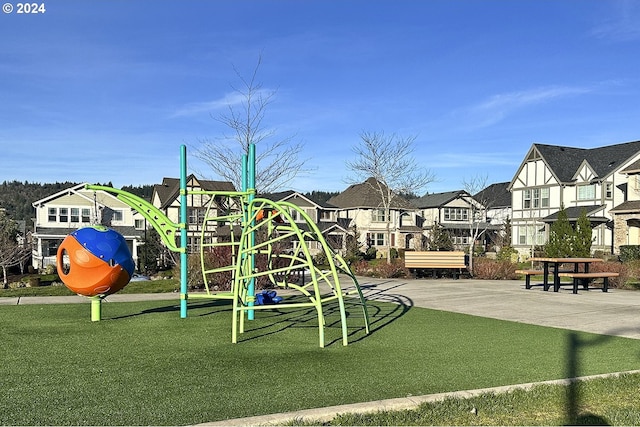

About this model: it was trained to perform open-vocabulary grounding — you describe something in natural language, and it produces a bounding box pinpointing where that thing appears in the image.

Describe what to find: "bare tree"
[347,131,435,263]
[462,174,503,275]
[0,212,31,287]
[193,56,309,194]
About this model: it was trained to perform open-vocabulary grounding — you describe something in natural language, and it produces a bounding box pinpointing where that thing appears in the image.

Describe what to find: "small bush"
[353,259,409,278]
[590,261,632,289]
[473,257,517,280]
[619,245,640,262]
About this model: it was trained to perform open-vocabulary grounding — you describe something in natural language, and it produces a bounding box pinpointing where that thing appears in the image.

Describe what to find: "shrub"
[473,257,517,280]
[619,245,640,262]
[352,259,409,278]
[590,261,632,289]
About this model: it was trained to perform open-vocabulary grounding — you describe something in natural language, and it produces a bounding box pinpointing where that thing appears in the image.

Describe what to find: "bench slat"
[515,270,547,276]
[405,251,466,268]
[558,272,619,278]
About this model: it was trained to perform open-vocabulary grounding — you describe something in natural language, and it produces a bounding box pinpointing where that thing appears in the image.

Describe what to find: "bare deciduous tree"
[347,131,435,263]
[193,56,309,194]
[0,212,31,287]
[462,174,502,275]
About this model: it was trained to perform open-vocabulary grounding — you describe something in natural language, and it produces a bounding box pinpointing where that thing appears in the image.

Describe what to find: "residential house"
[509,140,640,257]
[151,175,237,255]
[412,190,498,251]
[31,183,144,270]
[327,178,421,254]
[473,181,512,251]
[610,158,640,252]
[263,190,350,255]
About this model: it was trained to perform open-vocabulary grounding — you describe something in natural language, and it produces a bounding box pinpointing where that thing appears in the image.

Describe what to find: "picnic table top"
[529,257,603,263]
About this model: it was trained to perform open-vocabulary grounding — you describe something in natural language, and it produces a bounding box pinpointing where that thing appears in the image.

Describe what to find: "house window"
[518,227,527,245]
[188,208,197,224]
[443,208,468,221]
[48,207,57,222]
[82,208,91,223]
[605,183,613,199]
[320,211,331,221]
[367,233,385,246]
[532,189,540,208]
[578,184,596,200]
[523,190,531,209]
[541,188,550,207]
[71,208,79,223]
[523,188,549,208]
[372,209,388,222]
[518,225,545,245]
[135,219,145,229]
[112,210,123,222]
[59,208,68,223]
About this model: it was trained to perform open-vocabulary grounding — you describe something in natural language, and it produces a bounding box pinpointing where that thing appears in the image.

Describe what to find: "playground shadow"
[563,327,640,425]
[107,299,231,320]
[233,283,413,347]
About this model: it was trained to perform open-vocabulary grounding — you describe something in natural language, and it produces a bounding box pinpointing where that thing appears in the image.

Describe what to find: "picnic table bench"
[557,271,619,294]
[515,269,552,290]
[520,257,618,294]
[404,251,468,279]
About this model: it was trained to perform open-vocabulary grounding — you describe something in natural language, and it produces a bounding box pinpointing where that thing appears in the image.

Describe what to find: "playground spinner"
[86,144,369,347]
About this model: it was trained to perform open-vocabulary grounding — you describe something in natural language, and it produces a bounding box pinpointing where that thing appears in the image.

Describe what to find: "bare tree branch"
[347,131,436,262]
[192,56,311,193]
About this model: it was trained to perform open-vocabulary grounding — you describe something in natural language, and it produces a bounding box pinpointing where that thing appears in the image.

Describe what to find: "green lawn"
[1,297,639,425]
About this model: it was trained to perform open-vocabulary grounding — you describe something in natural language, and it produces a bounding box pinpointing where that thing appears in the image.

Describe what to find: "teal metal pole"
[247,144,256,320]
[180,145,188,318]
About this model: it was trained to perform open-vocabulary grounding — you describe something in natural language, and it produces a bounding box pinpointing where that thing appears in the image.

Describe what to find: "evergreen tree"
[429,222,454,251]
[545,206,574,257]
[573,209,593,257]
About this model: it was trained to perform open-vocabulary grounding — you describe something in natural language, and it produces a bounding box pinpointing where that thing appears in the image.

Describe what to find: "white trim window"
[578,184,596,200]
[367,232,385,246]
[372,209,388,222]
[517,225,545,245]
[443,208,468,221]
[605,183,613,199]
[523,188,550,209]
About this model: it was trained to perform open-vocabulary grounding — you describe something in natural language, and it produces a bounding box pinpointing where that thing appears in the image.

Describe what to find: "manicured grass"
[1,297,639,425]
[294,373,640,425]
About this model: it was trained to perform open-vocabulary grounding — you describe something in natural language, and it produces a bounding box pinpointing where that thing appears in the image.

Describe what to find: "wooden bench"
[515,269,550,290]
[404,251,467,279]
[557,272,619,294]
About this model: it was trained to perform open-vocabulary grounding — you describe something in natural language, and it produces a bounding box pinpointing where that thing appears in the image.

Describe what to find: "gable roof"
[473,182,511,208]
[262,190,337,209]
[327,177,412,209]
[411,190,468,209]
[154,175,236,209]
[518,140,640,187]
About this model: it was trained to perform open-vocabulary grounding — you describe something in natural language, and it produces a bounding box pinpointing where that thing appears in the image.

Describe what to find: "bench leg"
[525,275,531,289]
[573,278,579,294]
[603,277,609,292]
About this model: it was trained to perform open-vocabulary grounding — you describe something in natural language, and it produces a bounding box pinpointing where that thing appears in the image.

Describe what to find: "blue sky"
[1,0,640,194]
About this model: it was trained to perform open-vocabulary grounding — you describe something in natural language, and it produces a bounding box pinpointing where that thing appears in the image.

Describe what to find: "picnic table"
[517,257,610,293]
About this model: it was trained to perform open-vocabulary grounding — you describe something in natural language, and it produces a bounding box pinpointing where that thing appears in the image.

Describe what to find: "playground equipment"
[56,225,135,321]
[79,144,369,347]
